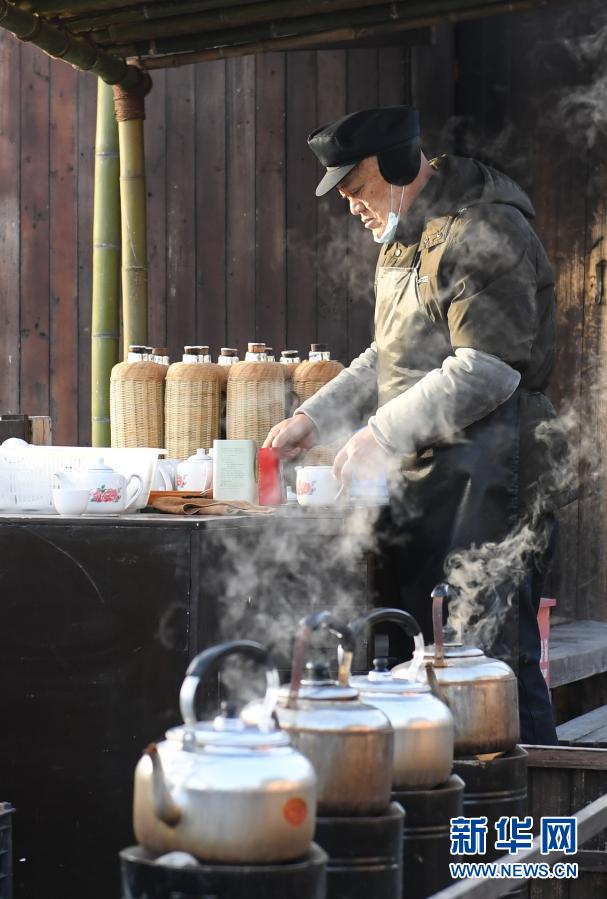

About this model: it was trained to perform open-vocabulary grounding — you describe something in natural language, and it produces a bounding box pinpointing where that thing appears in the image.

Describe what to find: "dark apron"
[373,253,521,666]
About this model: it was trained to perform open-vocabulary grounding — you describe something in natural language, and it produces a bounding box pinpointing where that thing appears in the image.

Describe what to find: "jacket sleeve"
[438,204,542,368]
[368,348,520,455]
[296,343,378,444]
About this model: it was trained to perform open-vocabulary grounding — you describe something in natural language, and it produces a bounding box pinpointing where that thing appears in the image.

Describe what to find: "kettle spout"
[145,744,182,827]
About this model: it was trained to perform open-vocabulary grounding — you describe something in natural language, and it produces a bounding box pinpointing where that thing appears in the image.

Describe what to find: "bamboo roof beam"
[129,0,547,66]
[0,0,140,85]
[114,1,483,54]
[94,0,400,43]
[17,0,266,16]
[63,3,258,33]
[17,0,152,13]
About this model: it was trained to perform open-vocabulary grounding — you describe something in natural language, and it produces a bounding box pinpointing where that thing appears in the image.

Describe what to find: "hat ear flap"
[378,142,421,186]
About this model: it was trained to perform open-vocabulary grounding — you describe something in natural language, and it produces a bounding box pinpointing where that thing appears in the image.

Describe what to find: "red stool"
[538,597,557,687]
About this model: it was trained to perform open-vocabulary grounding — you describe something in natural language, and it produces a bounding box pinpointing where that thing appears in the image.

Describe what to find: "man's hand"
[333,426,389,487]
[263,414,319,460]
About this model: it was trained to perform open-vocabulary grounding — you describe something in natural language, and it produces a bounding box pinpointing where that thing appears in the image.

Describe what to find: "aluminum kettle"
[133,640,317,863]
[391,585,520,755]
[275,611,394,816]
[348,608,455,790]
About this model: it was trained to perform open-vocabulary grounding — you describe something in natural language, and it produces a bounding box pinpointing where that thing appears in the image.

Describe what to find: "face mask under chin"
[373,185,405,245]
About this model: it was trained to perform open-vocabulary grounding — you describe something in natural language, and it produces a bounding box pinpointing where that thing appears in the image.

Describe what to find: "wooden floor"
[557,705,607,747]
[550,620,607,746]
[549,620,607,689]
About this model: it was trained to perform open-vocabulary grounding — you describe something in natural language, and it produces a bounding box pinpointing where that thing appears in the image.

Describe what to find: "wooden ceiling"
[10,0,551,69]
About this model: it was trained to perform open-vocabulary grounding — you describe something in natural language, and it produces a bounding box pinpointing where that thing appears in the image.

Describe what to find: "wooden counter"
[0,508,376,899]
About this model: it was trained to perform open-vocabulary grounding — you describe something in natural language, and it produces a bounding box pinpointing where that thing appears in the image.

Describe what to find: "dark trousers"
[516,515,558,745]
[372,514,559,747]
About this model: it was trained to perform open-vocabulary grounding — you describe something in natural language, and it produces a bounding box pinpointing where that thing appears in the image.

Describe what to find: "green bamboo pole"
[113,78,151,357]
[91,79,120,447]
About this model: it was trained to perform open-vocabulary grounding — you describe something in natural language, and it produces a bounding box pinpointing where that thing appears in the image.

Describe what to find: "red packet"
[258,447,286,505]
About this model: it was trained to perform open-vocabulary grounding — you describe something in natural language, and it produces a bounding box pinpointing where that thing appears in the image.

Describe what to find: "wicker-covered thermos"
[293,344,343,407]
[226,343,288,446]
[110,345,167,448]
[294,344,344,466]
[164,345,223,460]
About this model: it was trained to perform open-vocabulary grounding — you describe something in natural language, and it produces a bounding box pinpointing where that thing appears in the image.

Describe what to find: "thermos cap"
[184,345,209,354]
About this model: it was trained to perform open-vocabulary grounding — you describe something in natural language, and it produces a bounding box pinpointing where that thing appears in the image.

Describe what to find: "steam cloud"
[554,18,607,151]
[208,503,384,703]
[208,17,607,693]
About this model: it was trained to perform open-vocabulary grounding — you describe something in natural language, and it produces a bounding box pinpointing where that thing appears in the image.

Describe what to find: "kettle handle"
[348,608,425,682]
[288,611,355,706]
[180,640,279,727]
[431,583,453,668]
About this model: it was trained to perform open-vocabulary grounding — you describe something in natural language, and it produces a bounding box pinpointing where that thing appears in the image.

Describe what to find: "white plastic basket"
[0,446,164,512]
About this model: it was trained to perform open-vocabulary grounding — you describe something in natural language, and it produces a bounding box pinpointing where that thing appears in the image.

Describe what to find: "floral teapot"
[54,457,143,514]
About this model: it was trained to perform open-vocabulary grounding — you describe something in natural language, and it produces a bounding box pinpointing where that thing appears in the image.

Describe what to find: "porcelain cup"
[52,487,90,516]
[295,465,340,506]
[350,472,389,506]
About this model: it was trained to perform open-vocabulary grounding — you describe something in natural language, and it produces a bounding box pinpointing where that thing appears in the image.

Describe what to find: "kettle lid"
[167,700,290,749]
[351,657,430,695]
[280,661,358,702]
[424,642,484,660]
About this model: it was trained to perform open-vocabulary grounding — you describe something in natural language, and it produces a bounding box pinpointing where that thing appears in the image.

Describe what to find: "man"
[264,106,571,744]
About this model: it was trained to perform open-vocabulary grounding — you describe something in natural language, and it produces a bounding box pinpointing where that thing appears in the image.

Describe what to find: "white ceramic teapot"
[176,449,213,492]
[55,457,143,514]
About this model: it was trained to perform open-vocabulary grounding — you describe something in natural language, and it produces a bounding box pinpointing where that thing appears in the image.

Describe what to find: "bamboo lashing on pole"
[113,69,152,357]
[91,79,120,447]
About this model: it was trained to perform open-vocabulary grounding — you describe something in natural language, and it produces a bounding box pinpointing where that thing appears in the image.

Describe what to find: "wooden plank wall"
[0,37,97,448]
[0,36,408,446]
